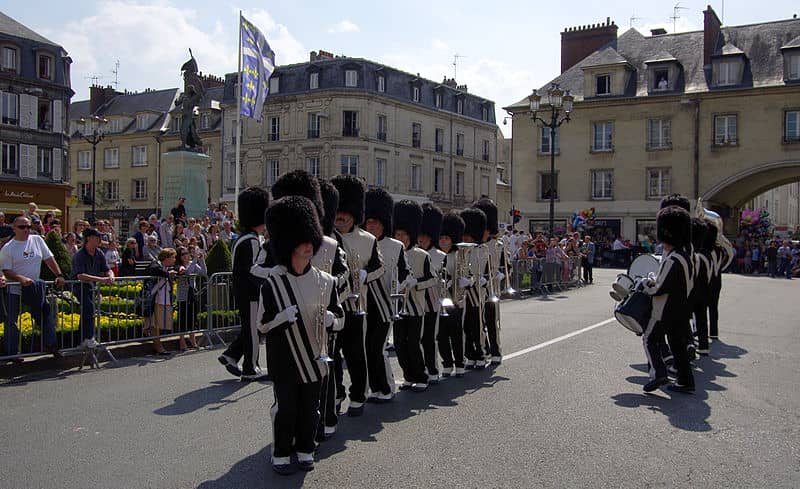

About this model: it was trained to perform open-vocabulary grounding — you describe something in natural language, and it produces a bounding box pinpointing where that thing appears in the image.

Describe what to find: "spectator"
[63,232,79,257]
[184,217,197,239]
[612,236,629,251]
[71,228,114,349]
[192,223,207,250]
[119,238,138,276]
[778,240,793,279]
[0,225,14,251]
[105,239,121,276]
[42,211,55,234]
[50,219,62,236]
[207,223,220,245]
[581,235,595,284]
[23,202,40,222]
[142,235,162,262]
[30,218,43,236]
[0,211,5,227]
[766,241,778,278]
[133,220,150,259]
[170,196,187,225]
[143,248,179,355]
[0,216,65,358]
[751,243,761,274]
[175,246,205,350]
[173,223,186,247]
[220,221,233,242]
[159,214,175,248]
[206,203,217,223]
[148,214,160,234]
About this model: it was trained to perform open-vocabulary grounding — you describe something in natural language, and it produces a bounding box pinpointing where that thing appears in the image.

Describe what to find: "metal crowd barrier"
[509,255,585,296]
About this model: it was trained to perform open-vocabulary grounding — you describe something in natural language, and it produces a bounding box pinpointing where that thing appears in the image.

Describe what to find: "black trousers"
[333,312,368,404]
[223,299,260,375]
[394,315,427,383]
[463,304,484,362]
[708,281,721,338]
[271,380,321,458]
[693,301,709,350]
[643,321,669,380]
[422,312,439,376]
[582,259,593,283]
[437,307,464,369]
[365,300,393,395]
[484,302,501,358]
[665,321,694,388]
[318,335,338,430]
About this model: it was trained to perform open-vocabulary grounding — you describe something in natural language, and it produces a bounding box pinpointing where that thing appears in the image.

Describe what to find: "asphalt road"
[1,268,798,488]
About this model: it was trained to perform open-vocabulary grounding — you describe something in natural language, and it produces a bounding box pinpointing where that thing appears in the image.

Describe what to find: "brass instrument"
[695,198,734,271]
[451,242,476,307]
[485,244,500,303]
[315,269,333,363]
[390,266,403,321]
[500,242,517,297]
[439,262,453,316]
[348,248,367,316]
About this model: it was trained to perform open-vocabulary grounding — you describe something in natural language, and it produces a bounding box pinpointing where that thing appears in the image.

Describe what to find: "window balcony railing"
[308,129,320,139]
[343,127,359,137]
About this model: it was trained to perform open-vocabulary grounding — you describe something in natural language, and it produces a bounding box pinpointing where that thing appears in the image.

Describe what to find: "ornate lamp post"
[529,84,574,237]
[79,115,108,225]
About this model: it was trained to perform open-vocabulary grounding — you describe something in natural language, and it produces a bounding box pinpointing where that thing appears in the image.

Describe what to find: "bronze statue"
[175,49,205,151]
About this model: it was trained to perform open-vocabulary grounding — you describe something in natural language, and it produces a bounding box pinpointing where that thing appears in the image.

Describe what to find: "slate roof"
[783,35,800,49]
[0,11,58,46]
[99,88,179,117]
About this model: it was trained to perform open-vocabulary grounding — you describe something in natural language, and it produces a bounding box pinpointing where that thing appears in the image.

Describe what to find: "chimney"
[560,17,618,73]
[89,84,119,113]
[703,5,723,66]
[651,28,667,36]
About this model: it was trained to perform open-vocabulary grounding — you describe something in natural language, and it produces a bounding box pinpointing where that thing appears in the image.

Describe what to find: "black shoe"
[347,404,364,417]
[218,355,242,377]
[272,463,295,476]
[298,460,315,472]
[667,383,695,394]
[643,377,669,393]
[666,366,678,378]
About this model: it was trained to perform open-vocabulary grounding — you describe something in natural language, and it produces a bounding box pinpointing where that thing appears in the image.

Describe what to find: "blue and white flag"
[239,15,275,122]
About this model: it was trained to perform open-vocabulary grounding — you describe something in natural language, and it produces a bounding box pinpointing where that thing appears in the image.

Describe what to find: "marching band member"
[258,195,344,475]
[691,219,712,356]
[330,175,384,416]
[364,188,408,403]
[640,206,695,394]
[706,223,724,342]
[436,211,467,378]
[218,187,270,381]
[392,200,437,391]
[459,208,489,370]
[419,203,444,382]
[472,197,505,366]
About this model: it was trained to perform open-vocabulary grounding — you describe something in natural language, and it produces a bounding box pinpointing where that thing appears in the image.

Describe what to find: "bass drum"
[628,254,660,279]
[614,291,652,335]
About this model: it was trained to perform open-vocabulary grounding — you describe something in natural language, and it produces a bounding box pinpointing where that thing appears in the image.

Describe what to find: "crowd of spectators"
[729,235,800,278]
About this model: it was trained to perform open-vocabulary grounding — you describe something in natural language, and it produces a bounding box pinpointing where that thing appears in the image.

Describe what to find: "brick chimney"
[560,18,618,73]
[703,5,722,66]
[198,72,225,88]
[89,85,119,113]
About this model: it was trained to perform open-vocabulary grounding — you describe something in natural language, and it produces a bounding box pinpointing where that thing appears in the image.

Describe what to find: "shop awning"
[0,203,63,216]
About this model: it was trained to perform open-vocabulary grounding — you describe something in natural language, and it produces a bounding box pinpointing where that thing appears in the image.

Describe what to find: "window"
[306,157,320,177]
[132,178,147,200]
[78,150,91,170]
[653,69,669,90]
[132,145,148,166]
[435,93,442,108]
[375,158,386,186]
[456,98,463,114]
[308,113,320,138]
[200,113,210,130]
[788,54,800,80]
[136,114,149,130]
[456,133,464,156]
[592,122,614,151]
[785,110,799,143]
[412,86,420,102]
[481,106,488,121]
[104,148,119,168]
[341,155,359,176]
[596,74,611,95]
[37,148,52,177]
[591,170,614,199]
[267,159,280,186]
[714,114,738,145]
[172,115,181,133]
[481,140,490,161]
[345,70,358,87]
[37,99,51,130]
[1,92,18,125]
[455,171,465,196]
[481,175,490,197]
[78,183,92,199]
[539,173,558,200]
[224,159,236,190]
[1,142,18,175]
[269,116,280,141]
[343,111,359,137]
[377,115,387,141]
[435,128,444,153]
[38,54,52,80]
[410,164,422,191]
[647,168,671,198]
[108,118,124,133]
[648,119,672,149]
[412,123,421,148]
[434,167,444,193]
[268,76,279,94]
[540,127,559,154]
[310,72,319,90]
[2,46,17,72]
[377,75,385,93]
[103,180,119,201]
[718,60,736,86]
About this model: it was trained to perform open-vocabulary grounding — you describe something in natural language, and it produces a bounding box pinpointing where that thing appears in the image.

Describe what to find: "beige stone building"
[746,182,800,234]
[505,7,800,258]
[220,51,499,210]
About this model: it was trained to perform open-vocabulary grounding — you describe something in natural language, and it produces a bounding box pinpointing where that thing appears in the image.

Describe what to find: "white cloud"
[432,39,449,51]
[328,20,360,34]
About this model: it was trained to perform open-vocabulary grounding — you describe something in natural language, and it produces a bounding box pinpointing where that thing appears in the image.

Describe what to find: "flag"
[239,15,275,122]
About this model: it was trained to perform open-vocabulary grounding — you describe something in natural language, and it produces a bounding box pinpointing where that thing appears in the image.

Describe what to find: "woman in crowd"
[63,232,79,257]
[119,238,139,276]
[175,246,204,350]
[192,223,207,251]
[105,239,121,276]
[42,212,55,234]
[207,224,220,246]
[144,248,178,355]
[173,223,186,247]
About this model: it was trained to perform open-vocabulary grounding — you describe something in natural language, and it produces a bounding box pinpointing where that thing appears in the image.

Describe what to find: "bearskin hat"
[691,218,708,252]
[318,179,339,236]
[237,186,270,231]
[440,211,465,244]
[392,200,423,248]
[657,205,691,249]
[331,175,366,226]
[472,197,499,236]
[365,188,394,238]
[420,203,443,246]
[460,207,487,244]
[266,196,323,267]
[271,170,324,222]
[660,194,691,212]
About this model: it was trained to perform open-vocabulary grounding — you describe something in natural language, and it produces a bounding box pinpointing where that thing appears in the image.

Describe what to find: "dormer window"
[309,72,319,89]
[435,92,442,108]
[377,74,385,93]
[786,52,800,80]
[136,114,148,130]
[456,97,464,114]
[713,44,745,87]
[654,69,669,90]
[38,53,53,80]
[481,106,489,121]
[412,86,420,102]
[269,75,279,94]
[1,46,18,73]
[718,60,737,86]
[345,70,358,87]
[596,74,611,96]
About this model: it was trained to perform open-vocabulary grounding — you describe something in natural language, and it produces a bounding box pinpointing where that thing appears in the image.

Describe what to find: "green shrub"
[41,231,72,281]
[206,238,232,276]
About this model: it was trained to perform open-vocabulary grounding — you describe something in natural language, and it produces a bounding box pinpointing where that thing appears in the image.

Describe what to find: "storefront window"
[636,220,658,252]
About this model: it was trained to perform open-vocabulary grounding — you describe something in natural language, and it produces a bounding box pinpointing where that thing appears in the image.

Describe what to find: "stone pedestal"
[161,150,209,220]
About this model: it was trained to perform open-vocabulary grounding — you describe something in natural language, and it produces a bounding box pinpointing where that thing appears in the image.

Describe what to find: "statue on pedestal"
[175,49,206,151]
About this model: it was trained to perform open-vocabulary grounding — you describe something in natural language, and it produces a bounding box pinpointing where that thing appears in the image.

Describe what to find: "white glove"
[479,277,488,287]
[402,277,418,291]
[495,272,505,282]
[326,311,345,332]
[358,269,367,285]
[274,305,298,325]
[458,277,473,288]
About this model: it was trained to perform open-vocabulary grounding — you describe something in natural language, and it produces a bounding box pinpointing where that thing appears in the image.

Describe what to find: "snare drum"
[614,291,652,335]
[611,273,634,299]
[629,254,660,279]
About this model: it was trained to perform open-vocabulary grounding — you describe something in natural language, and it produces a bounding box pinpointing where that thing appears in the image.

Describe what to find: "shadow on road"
[154,379,258,415]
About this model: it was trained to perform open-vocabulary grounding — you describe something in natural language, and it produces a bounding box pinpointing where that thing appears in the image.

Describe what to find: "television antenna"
[671,2,689,33]
[453,54,466,82]
[629,13,643,28]
[110,59,120,89]
[85,73,105,86]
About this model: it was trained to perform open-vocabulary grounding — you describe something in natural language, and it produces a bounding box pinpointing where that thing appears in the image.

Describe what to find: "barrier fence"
[510,256,584,295]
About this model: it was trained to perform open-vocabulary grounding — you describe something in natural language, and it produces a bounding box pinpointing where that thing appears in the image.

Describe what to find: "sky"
[5,0,799,137]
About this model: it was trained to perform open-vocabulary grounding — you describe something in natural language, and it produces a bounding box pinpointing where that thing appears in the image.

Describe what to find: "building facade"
[746,182,800,234]
[221,51,499,210]
[0,12,73,220]
[506,8,800,249]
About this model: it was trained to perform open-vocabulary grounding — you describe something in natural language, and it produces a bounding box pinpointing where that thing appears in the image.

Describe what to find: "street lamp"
[79,115,108,225]
[529,84,573,237]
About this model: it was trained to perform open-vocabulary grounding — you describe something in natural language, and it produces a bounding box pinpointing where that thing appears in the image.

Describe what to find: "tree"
[205,238,232,277]
[41,231,72,280]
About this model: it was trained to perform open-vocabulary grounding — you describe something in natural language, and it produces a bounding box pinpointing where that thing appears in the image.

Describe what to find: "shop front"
[528,219,568,237]
[0,181,72,223]
[89,208,158,238]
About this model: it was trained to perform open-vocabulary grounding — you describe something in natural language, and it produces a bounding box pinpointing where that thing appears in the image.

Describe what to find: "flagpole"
[234,10,243,217]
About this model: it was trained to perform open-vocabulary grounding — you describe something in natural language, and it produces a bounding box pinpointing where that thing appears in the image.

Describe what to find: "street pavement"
[1,268,798,488]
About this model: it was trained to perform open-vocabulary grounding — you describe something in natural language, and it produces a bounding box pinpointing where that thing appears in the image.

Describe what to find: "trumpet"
[486,245,500,303]
[439,264,454,316]
[315,269,333,363]
[390,266,403,321]
[452,242,476,307]
[500,242,517,297]
[348,249,367,316]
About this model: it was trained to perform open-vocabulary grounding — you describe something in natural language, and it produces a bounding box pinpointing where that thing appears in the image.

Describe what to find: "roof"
[580,46,629,67]
[718,42,745,56]
[70,100,91,120]
[783,35,800,49]
[98,88,179,116]
[0,11,59,46]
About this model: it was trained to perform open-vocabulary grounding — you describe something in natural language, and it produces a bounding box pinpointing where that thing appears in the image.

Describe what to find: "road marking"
[503,317,616,361]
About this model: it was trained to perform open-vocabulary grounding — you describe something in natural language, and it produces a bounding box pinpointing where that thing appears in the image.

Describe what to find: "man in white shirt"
[613,236,629,251]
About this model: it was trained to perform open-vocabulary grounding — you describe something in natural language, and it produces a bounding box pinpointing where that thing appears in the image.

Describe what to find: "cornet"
[438,265,453,317]
[500,242,517,297]
[452,242,476,307]
[348,249,367,316]
[390,267,403,321]
[315,269,333,364]
[485,245,500,303]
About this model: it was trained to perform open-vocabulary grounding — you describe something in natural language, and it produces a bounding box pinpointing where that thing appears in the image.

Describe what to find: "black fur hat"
[660,194,691,212]
[420,203,443,246]
[460,207,487,244]
[472,197,498,236]
[691,218,708,252]
[331,175,366,226]
[318,179,339,236]
[271,170,324,222]
[365,188,394,238]
[440,211,465,244]
[237,186,270,231]
[393,200,423,248]
[266,196,323,267]
[657,206,691,249]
